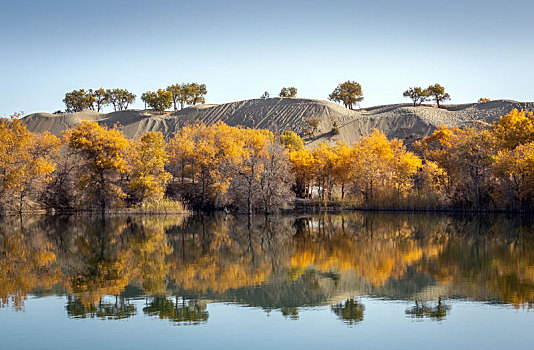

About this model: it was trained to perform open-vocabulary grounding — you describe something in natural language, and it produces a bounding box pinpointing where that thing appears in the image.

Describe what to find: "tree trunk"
[247,177,253,215]
[99,171,106,215]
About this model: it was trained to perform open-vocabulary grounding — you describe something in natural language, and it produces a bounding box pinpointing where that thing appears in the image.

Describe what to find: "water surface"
[1,213,533,349]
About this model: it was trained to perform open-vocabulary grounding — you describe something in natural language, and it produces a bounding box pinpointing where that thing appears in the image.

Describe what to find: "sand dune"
[22,98,534,146]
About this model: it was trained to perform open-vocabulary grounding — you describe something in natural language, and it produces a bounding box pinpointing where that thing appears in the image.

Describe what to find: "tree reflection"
[281,307,299,320]
[143,296,208,325]
[1,212,534,322]
[405,299,451,321]
[66,295,136,320]
[331,298,365,325]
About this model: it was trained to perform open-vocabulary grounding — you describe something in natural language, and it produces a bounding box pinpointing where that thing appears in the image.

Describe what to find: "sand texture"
[22,98,534,146]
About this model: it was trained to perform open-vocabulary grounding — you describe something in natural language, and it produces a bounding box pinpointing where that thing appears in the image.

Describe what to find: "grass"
[115,198,189,214]
[137,198,189,213]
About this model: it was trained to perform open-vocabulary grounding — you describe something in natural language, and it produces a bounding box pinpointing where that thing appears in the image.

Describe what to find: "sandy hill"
[22,98,534,146]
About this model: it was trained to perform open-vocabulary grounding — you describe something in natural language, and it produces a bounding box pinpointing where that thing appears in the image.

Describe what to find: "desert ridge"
[21,97,534,146]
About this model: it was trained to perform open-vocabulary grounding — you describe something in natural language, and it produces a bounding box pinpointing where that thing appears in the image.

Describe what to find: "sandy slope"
[22,98,534,146]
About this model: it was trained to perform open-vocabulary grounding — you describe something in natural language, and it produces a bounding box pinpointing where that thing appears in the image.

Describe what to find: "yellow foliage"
[351,130,419,204]
[491,109,534,150]
[65,121,129,210]
[0,118,60,212]
[167,122,277,209]
[279,130,304,150]
[128,132,171,203]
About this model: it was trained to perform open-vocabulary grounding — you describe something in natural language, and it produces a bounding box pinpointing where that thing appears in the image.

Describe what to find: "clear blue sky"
[1,0,533,116]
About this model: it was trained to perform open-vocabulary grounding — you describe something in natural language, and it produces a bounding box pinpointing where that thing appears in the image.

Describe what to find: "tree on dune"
[403,87,429,107]
[142,89,173,113]
[426,84,450,108]
[305,117,320,135]
[187,83,208,105]
[107,88,136,111]
[166,84,187,111]
[89,88,110,112]
[328,81,363,110]
[279,87,297,98]
[63,89,95,113]
[279,130,304,151]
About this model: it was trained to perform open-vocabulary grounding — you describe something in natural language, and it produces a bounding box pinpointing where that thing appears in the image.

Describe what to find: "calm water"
[1,213,534,349]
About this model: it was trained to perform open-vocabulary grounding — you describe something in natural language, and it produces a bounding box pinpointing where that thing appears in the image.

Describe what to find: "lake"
[1,212,533,349]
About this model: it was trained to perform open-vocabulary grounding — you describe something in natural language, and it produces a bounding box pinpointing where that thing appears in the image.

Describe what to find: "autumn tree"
[490,109,534,209]
[108,89,136,111]
[187,83,207,105]
[228,129,273,213]
[166,84,187,111]
[312,142,338,201]
[256,143,295,213]
[328,81,363,110]
[349,132,392,204]
[0,116,60,213]
[224,128,295,213]
[141,93,148,109]
[403,87,429,106]
[495,141,534,209]
[478,98,490,103]
[40,149,84,211]
[167,122,293,212]
[65,121,129,212]
[390,139,422,200]
[279,130,304,150]
[63,89,95,112]
[288,148,315,197]
[166,122,243,209]
[167,126,195,185]
[143,89,173,113]
[331,121,340,135]
[89,88,110,112]
[426,84,450,108]
[331,141,353,199]
[305,117,320,135]
[490,109,534,150]
[416,126,495,208]
[279,87,297,98]
[128,132,171,203]
[350,129,420,205]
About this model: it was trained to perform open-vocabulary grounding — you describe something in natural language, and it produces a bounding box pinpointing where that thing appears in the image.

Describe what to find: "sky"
[1,0,533,116]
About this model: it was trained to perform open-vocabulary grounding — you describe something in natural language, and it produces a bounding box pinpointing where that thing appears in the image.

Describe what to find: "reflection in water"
[331,298,365,325]
[143,297,208,325]
[66,295,136,320]
[405,299,451,321]
[1,213,534,325]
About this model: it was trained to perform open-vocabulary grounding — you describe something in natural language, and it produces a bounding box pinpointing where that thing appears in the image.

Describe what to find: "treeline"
[289,108,534,211]
[62,82,207,114]
[270,81,453,110]
[2,108,534,214]
[402,84,450,107]
[0,117,176,214]
[0,117,293,214]
[64,88,136,112]
[62,80,459,115]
